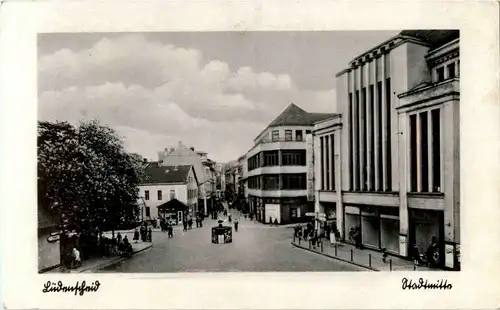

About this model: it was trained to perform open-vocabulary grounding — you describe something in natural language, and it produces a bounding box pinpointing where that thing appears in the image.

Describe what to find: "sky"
[38,31,398,163]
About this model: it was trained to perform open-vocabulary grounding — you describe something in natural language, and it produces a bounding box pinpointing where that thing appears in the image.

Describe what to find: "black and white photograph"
[1,1,500,309]
[37,30,461,273]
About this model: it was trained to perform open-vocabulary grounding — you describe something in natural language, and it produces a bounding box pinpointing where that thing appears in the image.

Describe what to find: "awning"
[157,198,189,212]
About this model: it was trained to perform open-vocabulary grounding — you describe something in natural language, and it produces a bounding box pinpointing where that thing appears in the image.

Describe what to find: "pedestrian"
[188,218,193,230]
[228,215,232,223]
[147,227,152,242]
[411,244,421,266]
[168,225,174,239]
[269,217,273,226]
[133,229,139,243]
[234,219,239,232]
[72,247,81,268]
[426,236,439,268]
[274,218,278,226]
[199,218,203,228]
[382,248,388,263]
[116,232,122,247]
[183,220,188,232]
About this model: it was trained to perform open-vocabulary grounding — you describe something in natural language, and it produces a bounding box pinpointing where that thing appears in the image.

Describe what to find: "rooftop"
[141,165,193,185]
[255,103,338,141]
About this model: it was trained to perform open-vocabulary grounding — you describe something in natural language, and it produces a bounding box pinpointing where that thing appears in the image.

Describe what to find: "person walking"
[188,218,193,230]
[183,220,188,232]
[273,218,278,226]
[147,227,152,242]
[168,225,174,239]
[234,219,239,232]
[133,229,139,243]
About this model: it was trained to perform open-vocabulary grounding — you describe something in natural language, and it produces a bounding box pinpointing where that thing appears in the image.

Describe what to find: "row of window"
[247,150,306,171]
[144,189,176,201]
[409,109,441,193]
[434,59,459,83]
[348,78,392,192]
[247,173,307,190]
[259,129,309,144]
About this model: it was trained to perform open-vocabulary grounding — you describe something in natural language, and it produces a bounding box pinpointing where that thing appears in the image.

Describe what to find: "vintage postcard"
[1,1,499,309]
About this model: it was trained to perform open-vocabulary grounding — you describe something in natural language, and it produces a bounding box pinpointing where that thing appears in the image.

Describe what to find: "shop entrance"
[409,209,444,267]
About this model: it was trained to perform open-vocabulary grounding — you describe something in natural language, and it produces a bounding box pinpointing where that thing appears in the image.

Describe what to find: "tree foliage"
[38,120,144,234]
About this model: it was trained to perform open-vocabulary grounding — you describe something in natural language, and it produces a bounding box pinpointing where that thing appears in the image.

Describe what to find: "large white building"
[314,30,460,270]
[245,103,336,224]
[138,165,199,220]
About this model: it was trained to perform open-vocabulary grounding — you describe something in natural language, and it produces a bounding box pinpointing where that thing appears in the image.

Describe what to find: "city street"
[98,210,364,272]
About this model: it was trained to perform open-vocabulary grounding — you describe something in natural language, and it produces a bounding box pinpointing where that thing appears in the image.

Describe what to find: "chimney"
[190,147,195,151]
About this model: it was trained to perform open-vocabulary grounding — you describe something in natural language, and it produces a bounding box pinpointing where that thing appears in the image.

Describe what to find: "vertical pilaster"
[381,53,388,191]
[399,112,409,257]
[323,135,328,191]
[335,131,344,238]
[366,60,373,191]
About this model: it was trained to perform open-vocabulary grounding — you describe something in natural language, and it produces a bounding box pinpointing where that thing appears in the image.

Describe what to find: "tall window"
[385,78,392,190]
[431,109,441,192]
[285,130,293,141]
[145,190,150,201]
[447,63,456,79]
[354,90,360,190]
[377,81,383,190]
[436,67,445,82]
[296,130,303,141]
[362,87,367,191]
[420,112,429,191]
[170,189,176,200]
[145,207,150,217]
[369,84,375,190]
[325,136,330,190]
[272,130,279,142]
[410,114,418,192]
[348,92,354,190]
[157,190,163,201]
[330,133,336,190]
[320,137,325,190]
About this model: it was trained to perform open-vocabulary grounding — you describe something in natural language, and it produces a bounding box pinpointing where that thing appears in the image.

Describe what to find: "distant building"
[157,142,215,215]
[245,103,336,224]
[138,165,199,220]
[317,30,460,269]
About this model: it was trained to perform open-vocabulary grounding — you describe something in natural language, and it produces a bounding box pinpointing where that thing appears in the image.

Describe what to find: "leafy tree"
[38,120,143,243]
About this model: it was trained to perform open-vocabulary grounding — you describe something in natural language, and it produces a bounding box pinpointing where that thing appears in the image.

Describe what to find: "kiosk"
[212,226,232,244]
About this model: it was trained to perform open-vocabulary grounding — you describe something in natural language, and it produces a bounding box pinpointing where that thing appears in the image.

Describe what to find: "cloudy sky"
[38,31,397,162]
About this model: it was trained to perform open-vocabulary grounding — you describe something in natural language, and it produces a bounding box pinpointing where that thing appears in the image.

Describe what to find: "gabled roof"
[141,165,193,185]
[255,103,338,140]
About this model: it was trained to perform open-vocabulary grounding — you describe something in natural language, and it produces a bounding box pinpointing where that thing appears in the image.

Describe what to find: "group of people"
[160,220,175,238]
[410,236,440,267]
[115,232,133,257]
[348,226,364,249]
[133,223,152,243]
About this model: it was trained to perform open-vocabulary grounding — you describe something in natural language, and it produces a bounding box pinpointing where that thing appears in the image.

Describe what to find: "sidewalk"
[291,237,433,272]
[45,241,152,273]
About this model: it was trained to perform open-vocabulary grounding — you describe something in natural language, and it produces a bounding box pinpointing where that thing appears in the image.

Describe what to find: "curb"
[291,242,379,271]
[81,243,153,273]
[39,264,61,274]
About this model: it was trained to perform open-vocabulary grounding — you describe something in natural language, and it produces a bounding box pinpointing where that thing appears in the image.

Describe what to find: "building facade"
[138,165,199,220]
[316,30,460,269]
[246,103,337,224]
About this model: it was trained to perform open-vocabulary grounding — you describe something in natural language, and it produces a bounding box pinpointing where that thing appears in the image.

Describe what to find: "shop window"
[145,190,150,201]
[285,130,293,141]
[157,190,163,201]
[296,130,303,141]
[272,130,279,142]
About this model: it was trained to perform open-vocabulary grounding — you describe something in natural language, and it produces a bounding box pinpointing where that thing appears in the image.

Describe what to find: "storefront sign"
[306,133,315,202]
